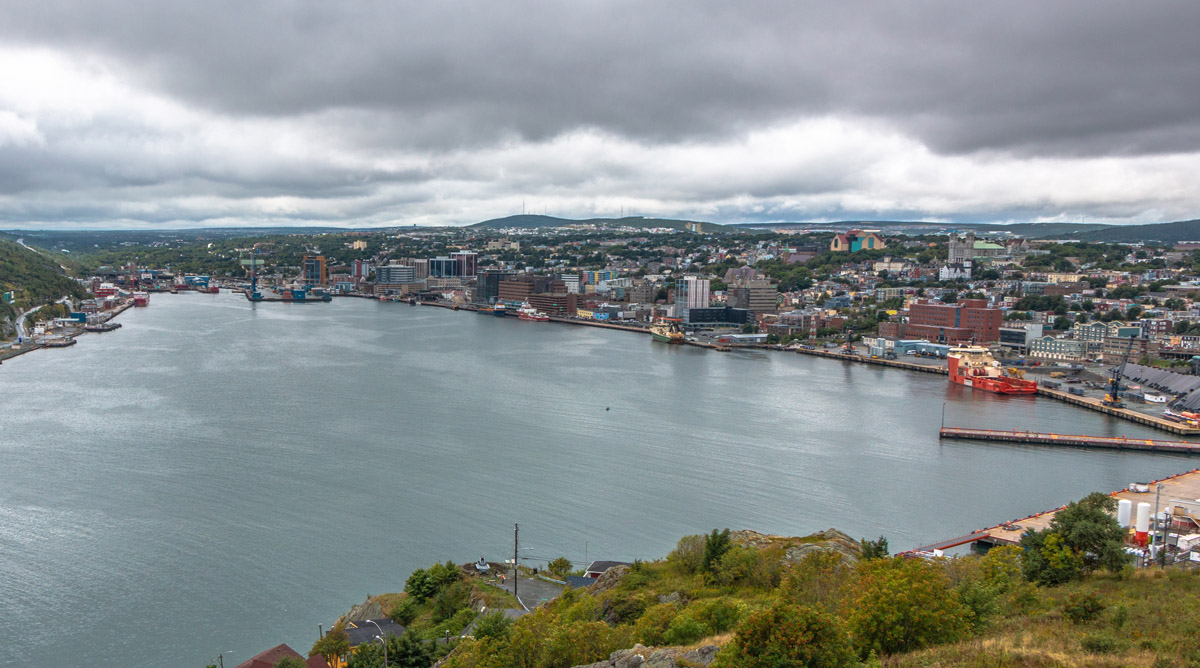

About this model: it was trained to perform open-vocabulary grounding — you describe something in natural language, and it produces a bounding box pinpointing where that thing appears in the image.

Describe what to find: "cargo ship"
[650,318,685,344]
[133,291,149,307]
[517,305,549,321]
[947,346,1037,394]
[478,305,495,315]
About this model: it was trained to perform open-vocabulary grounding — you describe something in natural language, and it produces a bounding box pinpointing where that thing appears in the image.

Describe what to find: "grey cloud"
[5,1,1200,157]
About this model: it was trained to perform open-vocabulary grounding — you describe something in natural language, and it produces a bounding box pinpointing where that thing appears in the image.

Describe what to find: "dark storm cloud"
[4,1,1200,157]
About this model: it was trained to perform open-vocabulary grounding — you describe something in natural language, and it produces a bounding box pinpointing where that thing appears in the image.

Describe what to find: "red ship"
[132,291,149,307]
[947,346,1037,394]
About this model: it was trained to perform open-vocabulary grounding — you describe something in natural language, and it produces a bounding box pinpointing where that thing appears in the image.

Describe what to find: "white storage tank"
[1117,499,1132,528]
[1136,502,1152,546]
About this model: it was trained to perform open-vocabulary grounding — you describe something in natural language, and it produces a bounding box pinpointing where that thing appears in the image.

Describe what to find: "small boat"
[494,303,507,317]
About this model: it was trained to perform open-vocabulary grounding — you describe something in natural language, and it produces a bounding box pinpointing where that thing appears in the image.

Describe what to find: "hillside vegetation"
[0,239,88,337]
[425,495,1200,668]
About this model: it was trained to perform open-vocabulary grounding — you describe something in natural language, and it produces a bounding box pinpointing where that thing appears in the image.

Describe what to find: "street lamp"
[363,619,387,668]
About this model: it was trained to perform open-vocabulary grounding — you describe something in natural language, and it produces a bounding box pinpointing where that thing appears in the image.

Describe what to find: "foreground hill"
[470,214,731,233]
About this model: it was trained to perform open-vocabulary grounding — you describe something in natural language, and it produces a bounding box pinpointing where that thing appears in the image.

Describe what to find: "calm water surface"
[1,293,1194,667]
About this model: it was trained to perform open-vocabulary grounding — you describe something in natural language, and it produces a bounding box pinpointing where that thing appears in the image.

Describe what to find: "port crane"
[1102,334,1137,408]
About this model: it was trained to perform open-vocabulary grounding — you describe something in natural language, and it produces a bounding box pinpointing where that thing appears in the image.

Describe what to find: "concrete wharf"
[901,467,1200,556]
[790,348,949,375]
[1036,386,1200,435]
[940,427,1200,454]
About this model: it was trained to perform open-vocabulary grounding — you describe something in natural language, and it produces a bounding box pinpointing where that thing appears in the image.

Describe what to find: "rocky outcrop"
[730,528,861,565]
[573,644,720,668]
[587,564,630,595]
[341,597,386,622]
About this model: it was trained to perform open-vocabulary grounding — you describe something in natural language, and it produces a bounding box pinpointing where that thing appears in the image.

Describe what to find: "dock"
[1036,386,1200,436]
[940,427,1200,455]
[790,348,949,375]
[901,466,1200,556]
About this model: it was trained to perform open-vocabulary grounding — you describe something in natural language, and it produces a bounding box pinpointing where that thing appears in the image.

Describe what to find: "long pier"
[1036,386,1200,435]
[790,348,949,375]
[940,427,1200,454]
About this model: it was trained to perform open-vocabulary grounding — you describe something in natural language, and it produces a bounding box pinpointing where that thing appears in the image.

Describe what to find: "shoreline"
[0,299,136,365]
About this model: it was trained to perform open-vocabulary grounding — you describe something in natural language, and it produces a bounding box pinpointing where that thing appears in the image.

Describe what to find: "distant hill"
[470,214,731,233]
[729,220,1113,238]
[1070,219,1200,243]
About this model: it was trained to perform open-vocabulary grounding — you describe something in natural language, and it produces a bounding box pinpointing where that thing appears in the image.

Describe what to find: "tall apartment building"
[726,279,778,315]
[497,275,554,302]
[905,298,1001,344]
[428,256,459,278]
[675,275,711,323]
[302,256,327,286]
[477,270,514,303]
[451,251,478,278]
[375,264,416,284]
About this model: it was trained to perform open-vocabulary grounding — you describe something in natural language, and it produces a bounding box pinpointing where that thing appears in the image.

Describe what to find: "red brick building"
[906,298,1001,344]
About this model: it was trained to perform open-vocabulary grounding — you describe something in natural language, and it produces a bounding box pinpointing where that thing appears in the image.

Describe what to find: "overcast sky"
[2,1,1199,229]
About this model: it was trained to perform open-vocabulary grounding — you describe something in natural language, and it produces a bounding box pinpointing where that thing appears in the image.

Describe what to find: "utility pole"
[513,523,519,605]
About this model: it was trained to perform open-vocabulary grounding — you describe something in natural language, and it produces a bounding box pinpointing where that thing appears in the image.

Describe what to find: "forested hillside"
[0,239,88,336]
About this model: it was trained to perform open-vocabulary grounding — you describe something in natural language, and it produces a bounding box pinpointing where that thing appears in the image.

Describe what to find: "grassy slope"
[887,569,1200,668]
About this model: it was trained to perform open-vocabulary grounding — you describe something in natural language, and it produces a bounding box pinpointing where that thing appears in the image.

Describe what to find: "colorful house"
[830,230,886,252]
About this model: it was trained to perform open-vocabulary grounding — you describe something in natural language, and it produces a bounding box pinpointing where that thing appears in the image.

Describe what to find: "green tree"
[845,557,969,657]
[859,536,889,560]
[547,557,572,579]
[667,534,705,574]
[1021,530,1084,586]
[347,630,432,668]
[310,626,350,667]
[702,528,732,573]
[713,603,855,668]
[405,568,438,602]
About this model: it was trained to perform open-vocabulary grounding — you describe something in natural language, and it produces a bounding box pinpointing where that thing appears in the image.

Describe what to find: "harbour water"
[0,293,1194,667]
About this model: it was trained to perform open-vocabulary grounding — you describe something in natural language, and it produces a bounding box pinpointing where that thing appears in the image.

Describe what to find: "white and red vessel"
[947,346,1037,395]
[517,305,549,322]
[132,291,149,307]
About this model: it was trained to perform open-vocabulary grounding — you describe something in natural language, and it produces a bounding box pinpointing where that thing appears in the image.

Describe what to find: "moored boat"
[947,346,1037,394]
[650,318,685,344]
[517,304,549,321]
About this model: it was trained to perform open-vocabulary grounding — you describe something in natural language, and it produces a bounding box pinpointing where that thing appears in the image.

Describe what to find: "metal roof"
[1120,364,1200,406]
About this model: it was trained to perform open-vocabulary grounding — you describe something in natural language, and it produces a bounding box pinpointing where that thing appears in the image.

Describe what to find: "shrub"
[432,580,472,622]
[687,598,743,635]
[1062,591,1106,624]
[547,557,572,579]
[604,594,650,624]
[663,614,706,645]
[1021,530,1084,586]
[1080,632,1123,654]
[667,535,706,574]
[713,603,855,668]
[712,546,780,589]
[390,597,419,626]
[780,551,853,613]
[845,557,969,657]
[633,602,681,645]
[472,610,513,641]
[978,545,1024,593]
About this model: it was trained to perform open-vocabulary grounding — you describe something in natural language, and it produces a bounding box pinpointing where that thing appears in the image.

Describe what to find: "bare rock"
[657,591,682,604]
[730,528,860,565]
[680,645,720,666]
[587,564,630,595]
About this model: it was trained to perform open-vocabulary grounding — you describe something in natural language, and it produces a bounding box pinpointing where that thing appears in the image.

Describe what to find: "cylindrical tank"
[1135,502,1152,546]
[1117,499,1132,528]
